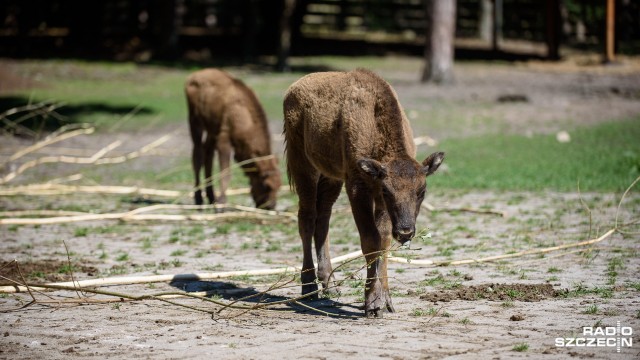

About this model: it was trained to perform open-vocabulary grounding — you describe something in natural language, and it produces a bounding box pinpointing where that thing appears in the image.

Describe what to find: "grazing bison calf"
[186,69,281,209]
[283,69,444,317]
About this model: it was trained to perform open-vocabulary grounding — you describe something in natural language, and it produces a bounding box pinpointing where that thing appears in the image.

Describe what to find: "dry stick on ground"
[0,203,297,226]
[0,210,91,217]
[421,202,507,217]
[0,133,171,184]
[1,228,617,295]
[388,228,617,266]
[0,140,122,184]
[94,134,171,165]
[615,175,640,230]
[0,101,65,138]
[0,183,290,198]
[516,248,595,266]
[5,125,95,163]
[0,183,182,197]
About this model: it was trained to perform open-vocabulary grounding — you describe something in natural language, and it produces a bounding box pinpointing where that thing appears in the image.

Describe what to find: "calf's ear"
[357,158,387,179]
[421,152,445,176]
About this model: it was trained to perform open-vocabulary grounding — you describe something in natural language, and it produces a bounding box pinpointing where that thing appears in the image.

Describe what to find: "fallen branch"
[0,183,290,198]
[0,210,90,218]
[0,203,296,225]
[5,125,95,163]
[0,134,171,184]
[388,228,616,266]
[0,101,66,138]
[0,267,300,294]
[0,140,122,184]
[94,134,171,165]
[421,202,507,217]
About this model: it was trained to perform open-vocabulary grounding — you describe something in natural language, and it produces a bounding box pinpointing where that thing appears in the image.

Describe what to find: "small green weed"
[512,343,529,352]
[74,227,89,237]
[116,253,130,262]
[584,304,598,314]
[170,249,187,257]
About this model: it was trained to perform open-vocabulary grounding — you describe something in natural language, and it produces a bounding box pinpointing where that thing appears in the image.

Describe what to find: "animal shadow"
[169,280,362,318]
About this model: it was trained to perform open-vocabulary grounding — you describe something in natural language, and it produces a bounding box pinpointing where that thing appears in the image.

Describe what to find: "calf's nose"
[395,226,415,243]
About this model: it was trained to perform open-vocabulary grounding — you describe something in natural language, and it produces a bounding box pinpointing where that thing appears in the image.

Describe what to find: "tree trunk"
[422,0,456,84]
[479,0,492,43]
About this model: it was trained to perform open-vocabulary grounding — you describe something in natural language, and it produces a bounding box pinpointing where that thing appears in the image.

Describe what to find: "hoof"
[321,285,341,299]
[386,302,396,313]
[301,283,319,300]
[365,308,383,318]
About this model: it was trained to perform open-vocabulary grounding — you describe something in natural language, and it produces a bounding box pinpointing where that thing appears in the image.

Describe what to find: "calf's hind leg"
[287,152,321,298]
[189,114,204,206]
[314,175,343,296]
[203,133,217,204]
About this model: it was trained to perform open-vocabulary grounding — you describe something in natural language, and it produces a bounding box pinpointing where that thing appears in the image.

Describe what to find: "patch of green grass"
[170,249,187,257]
[547,267,562,273]
[57,264,76,274]
[265,241,282,252]
[171,258,183,267]
[410,307,439,317]
[505,289,524,299]
[558,283,614,299]
[428,117,640,191]
[512,343,529,352]
[606,257,624,285]
[74,227,89,237]
[215,224,232,235]
[116,253,130,262]
[584,304,599,314]
[141,237,153,251]
[8,60,191,130]
[29,271,46,279]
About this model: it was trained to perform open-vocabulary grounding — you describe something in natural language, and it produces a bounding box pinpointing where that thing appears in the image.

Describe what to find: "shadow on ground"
[169,279,363,318]
[0,95,155,135]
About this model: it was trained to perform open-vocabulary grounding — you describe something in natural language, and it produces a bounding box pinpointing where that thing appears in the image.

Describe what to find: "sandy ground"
[1,58,640,359]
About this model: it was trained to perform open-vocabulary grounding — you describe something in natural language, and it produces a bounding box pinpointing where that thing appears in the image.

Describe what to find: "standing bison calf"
[283,69,444,317]
[186,69,281,210]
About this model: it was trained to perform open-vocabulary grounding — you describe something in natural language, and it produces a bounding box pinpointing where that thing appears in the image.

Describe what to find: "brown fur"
[186,68,281,209]
[283,69,444,317]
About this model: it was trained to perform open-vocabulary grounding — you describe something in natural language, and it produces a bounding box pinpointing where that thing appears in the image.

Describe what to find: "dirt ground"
[1,57,640,359]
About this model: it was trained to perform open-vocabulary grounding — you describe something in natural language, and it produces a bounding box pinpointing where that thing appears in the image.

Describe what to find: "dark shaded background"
[1,0,638,63]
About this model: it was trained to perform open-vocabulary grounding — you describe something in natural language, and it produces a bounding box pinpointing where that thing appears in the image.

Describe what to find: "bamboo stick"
[421,202,507,217]
[0,267,301,294]
[0,203,297,225]
[0,140,122,184]
[0,210,90,217]
[0,183,182,197]
[7,126,95,162]
[94,134,171,164]
[0,183,290,198]
[0,229,616,294]
[1,134,171,184]
[388,228,616,266]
